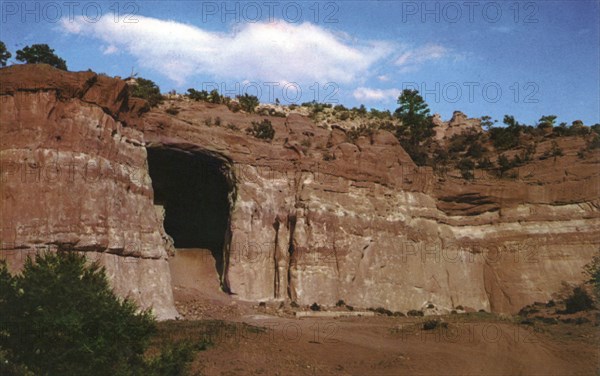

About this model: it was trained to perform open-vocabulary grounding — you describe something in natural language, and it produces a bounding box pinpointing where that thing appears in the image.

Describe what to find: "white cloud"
[377,75,390,82]
[102,45,118,55]
[353,87,400,102]
[394,44,449,73]
[60,16,393,86]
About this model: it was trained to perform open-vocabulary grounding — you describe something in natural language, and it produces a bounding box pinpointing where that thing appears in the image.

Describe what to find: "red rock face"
[0,65,177,319]
[2,65,599,317]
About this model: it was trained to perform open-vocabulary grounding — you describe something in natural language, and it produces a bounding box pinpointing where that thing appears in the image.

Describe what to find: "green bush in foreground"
[564,286,595,313]
[0,252,206,375]
[0,252,155,375]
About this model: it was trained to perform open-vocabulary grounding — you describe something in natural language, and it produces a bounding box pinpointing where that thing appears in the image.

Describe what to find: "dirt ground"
[166,250,600,376]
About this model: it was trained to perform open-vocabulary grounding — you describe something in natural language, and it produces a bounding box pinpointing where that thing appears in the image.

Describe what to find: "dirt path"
[167,252,598,375]
[187,313,598,376]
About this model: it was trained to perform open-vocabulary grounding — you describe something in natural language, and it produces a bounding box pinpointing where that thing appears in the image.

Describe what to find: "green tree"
[457,158,475,180]
[480,115,497,131]
[537,115,557,129]
[0,41,11,67]
[489,115,522,150]
[503,115,518,128]
[131,77,163,107]
[209,89,222,104]
[497,154,512,177]
[15,44,67,70]
[394,89,433,144]
[0,252,156,375]
[187,88,209,101]
[237,93,260,113]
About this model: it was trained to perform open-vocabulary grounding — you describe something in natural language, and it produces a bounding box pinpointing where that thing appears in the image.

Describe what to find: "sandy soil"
[166,249,600,376]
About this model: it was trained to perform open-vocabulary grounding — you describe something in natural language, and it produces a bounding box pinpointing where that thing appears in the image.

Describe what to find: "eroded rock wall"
[142,97,600,314]
[2,65,599,317]
[0,65,177,319]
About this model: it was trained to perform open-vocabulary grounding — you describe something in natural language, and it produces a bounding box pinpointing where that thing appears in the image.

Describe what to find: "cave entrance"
[146,147,232,295]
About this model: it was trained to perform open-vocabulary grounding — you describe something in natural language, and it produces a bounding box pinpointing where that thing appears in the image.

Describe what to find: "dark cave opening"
[146,147,231,281]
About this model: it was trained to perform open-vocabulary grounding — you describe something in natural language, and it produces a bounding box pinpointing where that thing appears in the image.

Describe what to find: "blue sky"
[1,0,599,125]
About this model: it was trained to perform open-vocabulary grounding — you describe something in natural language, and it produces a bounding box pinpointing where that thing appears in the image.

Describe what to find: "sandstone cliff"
[0,65,177,319]
[1,65,598,318]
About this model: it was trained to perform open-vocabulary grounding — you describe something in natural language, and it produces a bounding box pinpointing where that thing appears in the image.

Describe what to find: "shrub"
[338,111,350,121]
[448,135,468,154]
[407,309,424,317]
[214,116,222,126]
[145,341,205,376]
[246,119,275,141]
[564,286,595,313]
[423,320,440,330]
[300,138,312,151]
[209,89,223,104]
[186,88,209,101]
[490,127,520,150]
[351,104,367,115]
[521,143,537,162]
[587,135,600,150]
[497,154,512,177]
[323,151,335,161]
[335,300,346,307]
[237,93,260,113]
[489,117,522,150]
[131,77,163,107]
[226,123,239,131]
[477,157,494,169]
[303,101,332,112]
[369,307,393,316]
[466,142,486,158]
[369,108,392,120]
[432,148,449,174]
[165,106,179,115]
[227,101,241,113]
[0,253,156,375]
[584,253,600,300]
[310,302,321,311]
[268,108,287,117]
[400,142,429,166]
[457,158,475,180]
[550,140,563,157]
[347,124,375,143]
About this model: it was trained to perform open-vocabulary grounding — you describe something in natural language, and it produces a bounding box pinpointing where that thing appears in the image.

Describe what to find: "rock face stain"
[1,64,599,318]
